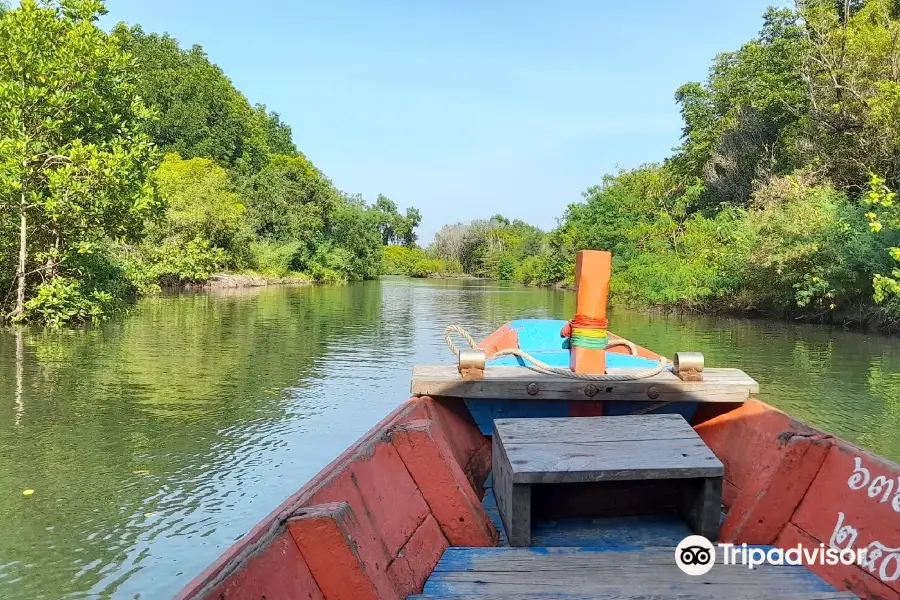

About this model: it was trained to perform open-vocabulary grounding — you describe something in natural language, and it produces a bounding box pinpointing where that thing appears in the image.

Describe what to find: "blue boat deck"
[480,475,693,548]
[408,474,851,600]
[461,319,702,434]
[409,320,848,599]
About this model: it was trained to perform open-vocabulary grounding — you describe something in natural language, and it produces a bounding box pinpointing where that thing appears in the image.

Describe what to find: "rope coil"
[570,327,609,349]
[443,325,668,382]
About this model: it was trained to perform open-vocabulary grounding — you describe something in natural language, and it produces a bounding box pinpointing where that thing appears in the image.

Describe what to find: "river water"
[1,277,898,599]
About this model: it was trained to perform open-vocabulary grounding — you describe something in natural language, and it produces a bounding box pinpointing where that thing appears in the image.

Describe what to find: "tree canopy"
[112,24,296,172]
[418,0,900,327]
[0,0,420,326]
[0,0,158,323]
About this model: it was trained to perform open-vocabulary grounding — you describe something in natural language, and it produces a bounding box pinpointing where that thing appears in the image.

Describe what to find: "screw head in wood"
[647,386,660,400]
[526,382,539,396]
[584,384,599,398]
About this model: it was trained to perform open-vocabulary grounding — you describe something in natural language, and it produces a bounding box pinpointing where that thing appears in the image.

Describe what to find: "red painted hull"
[177,324,900,600]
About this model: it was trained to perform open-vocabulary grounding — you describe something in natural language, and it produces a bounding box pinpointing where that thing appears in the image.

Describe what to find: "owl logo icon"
[675,535,716,576]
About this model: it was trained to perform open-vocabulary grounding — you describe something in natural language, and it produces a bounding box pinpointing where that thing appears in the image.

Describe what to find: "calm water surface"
[1,277,899,599]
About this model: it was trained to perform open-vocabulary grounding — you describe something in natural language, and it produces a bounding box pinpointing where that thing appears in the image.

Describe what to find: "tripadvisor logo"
[676,535,716,576]
[675,535,869,576]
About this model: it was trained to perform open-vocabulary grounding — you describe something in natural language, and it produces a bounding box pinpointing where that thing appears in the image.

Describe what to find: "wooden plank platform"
[410,547,854,600]
[493,416,724,545]
[411,365,758,402]
[495,415,724,483]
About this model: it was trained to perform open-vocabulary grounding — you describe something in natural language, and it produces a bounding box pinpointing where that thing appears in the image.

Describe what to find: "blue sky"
[101,1,785,243]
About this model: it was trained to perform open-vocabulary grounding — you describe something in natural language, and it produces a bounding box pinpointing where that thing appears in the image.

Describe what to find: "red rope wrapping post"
[561,250,612,374]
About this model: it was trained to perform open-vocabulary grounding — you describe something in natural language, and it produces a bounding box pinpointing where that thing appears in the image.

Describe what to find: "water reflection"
[0,278,898,599]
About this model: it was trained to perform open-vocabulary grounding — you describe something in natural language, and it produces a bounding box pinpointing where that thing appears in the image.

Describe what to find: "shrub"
[514,255,550,286]
[24,277,116,327]
[409,258,446,278]
[381,245,428,275]
[142,238,228,287]
[249,240,304,276]
[497,254,517,280]
[741,181,884,313]
[309,263,346,284]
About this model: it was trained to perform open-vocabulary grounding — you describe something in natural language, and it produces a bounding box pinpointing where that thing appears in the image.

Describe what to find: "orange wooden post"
[570,250,611,374]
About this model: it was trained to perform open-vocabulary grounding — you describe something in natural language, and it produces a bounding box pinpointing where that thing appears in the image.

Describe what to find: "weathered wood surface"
[492,428,531,547]
[492,415,724,545]
[495,416,723,484]
[412,547,850,599]
[411,593,857,599]
[495,413,697,443]
[494,414,708,446]
[498,439,723,483]
[411,594,856,600]
[411,365,758,402]
[679,476,724,541]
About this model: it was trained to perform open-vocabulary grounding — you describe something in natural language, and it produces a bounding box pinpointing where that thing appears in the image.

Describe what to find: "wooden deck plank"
[410,593,858,599]
[499,439,723,484]
[493,414,695,443]
[420,547,842,599]
[411,365,758,402]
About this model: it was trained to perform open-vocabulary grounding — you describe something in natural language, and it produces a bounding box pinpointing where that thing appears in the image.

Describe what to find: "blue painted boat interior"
[407,474,845,599]
[408,319,845,599]
[489,319,666,370]
[481,476,692,548]
[464,318,697,434]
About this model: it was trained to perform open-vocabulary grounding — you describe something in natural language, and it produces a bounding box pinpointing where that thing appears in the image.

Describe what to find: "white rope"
[443,325,479,357]
[443,325,669,381]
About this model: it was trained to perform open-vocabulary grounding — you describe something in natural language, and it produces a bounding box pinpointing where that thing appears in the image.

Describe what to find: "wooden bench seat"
[492,415,724,546]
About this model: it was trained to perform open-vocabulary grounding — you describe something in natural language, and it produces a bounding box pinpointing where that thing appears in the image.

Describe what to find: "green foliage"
[248,241,304,277]
[142,238,227,288]
[412,2,900,328]
[380,245,459,277]
[381,245,428,275]
[740,179,881,312]
[514,255,552,286]
[23,276,115,328]
[151,154,247,257]
[497,254,517,281]
[0,2,420,326]
[242,154,336,247]
[671,7,807,208]
[112,24,294,173]
[863,174,900,316]
[408,258,446,278]
[372,195,422,247]
[0,0,158,325]
[430,216,545,279]
[255,105,297,156]
[326,197,384,281]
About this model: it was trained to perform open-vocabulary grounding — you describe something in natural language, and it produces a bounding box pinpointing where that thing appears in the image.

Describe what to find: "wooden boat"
[176,252,900,600]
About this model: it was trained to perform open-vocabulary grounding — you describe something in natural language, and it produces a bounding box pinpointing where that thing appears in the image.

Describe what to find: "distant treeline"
[406,1,900,328]
[10,1,900,329]
[0,1,420,326]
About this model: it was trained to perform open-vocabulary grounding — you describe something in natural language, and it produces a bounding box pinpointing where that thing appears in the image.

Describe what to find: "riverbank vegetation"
[423,1,900,328]
[0,0,421,326]
[11,1,900,329]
